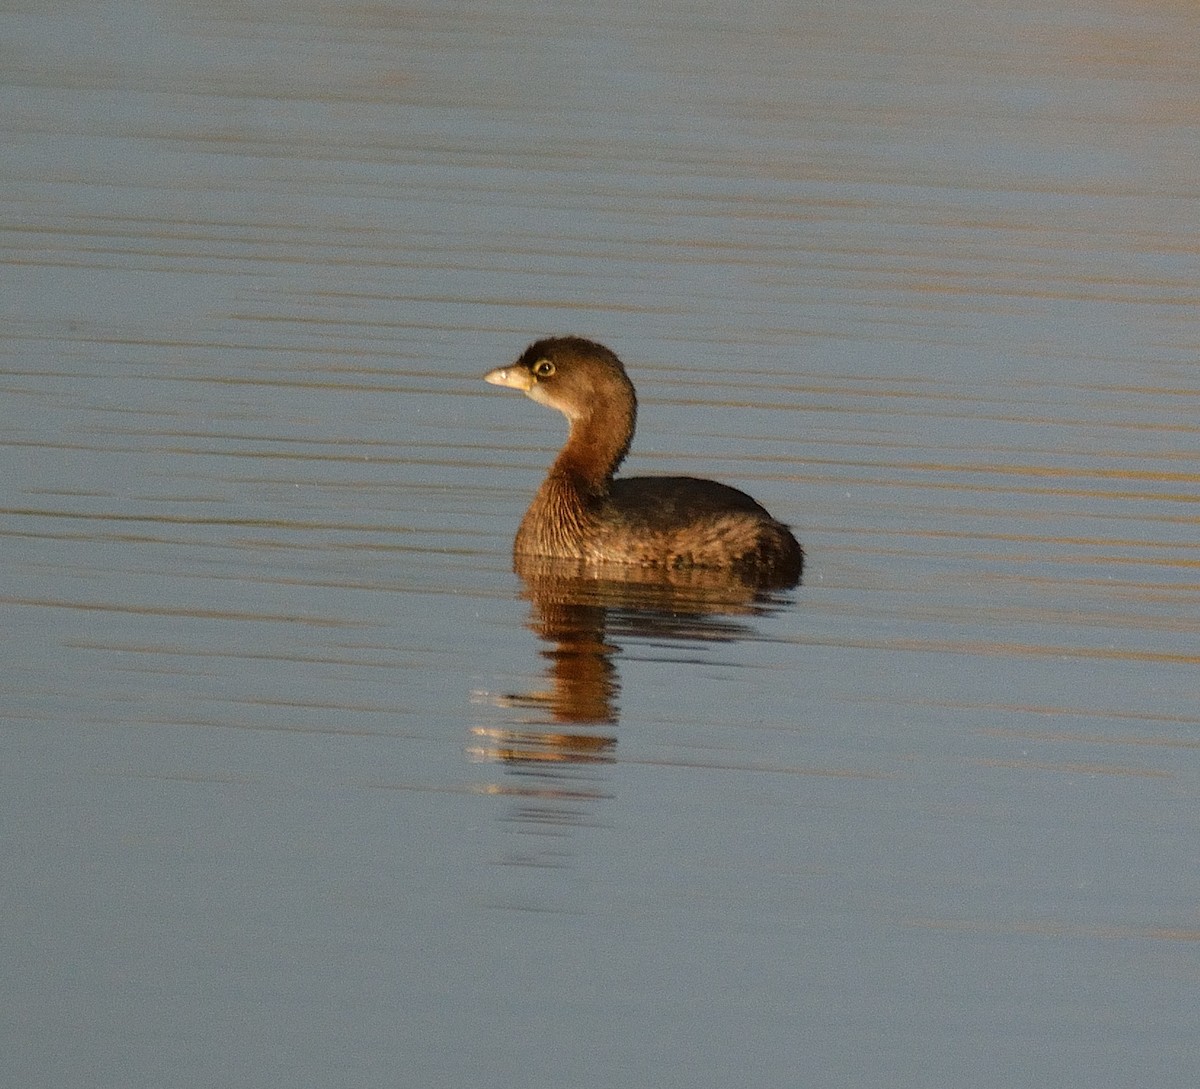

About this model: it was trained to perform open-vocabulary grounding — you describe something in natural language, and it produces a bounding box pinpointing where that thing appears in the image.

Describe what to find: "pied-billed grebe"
[485,337,803,583]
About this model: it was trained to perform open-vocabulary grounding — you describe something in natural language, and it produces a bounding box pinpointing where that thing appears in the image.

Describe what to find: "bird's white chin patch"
[528,382,581,420]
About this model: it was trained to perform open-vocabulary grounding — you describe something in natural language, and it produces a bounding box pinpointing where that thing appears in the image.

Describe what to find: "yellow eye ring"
[533,359,555,378]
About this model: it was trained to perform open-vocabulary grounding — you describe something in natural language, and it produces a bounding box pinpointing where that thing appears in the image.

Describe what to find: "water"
[3,1,1199,1086]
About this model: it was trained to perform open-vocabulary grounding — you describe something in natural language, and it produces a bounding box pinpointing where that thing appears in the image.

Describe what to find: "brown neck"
[548,396,635,495]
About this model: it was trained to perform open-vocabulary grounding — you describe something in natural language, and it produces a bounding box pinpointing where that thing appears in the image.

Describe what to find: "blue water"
[3,1,1199,1086]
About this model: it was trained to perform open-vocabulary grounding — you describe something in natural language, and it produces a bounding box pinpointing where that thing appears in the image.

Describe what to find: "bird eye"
[533,359,555,378]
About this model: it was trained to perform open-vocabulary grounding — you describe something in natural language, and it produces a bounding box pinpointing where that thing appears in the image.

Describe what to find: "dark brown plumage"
[484,337,802,584]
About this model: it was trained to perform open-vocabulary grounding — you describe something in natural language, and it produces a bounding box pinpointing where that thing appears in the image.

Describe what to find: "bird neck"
[550,400,635,494]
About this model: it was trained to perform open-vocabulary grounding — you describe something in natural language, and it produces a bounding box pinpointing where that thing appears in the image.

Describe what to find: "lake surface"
[3,1,1199,1086]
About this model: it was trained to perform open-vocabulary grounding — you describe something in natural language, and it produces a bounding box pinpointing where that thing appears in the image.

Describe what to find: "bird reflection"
[470,556,799,864]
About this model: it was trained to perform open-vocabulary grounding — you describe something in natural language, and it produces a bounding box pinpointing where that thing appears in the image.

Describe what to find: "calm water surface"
[3,1,1199,1086]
